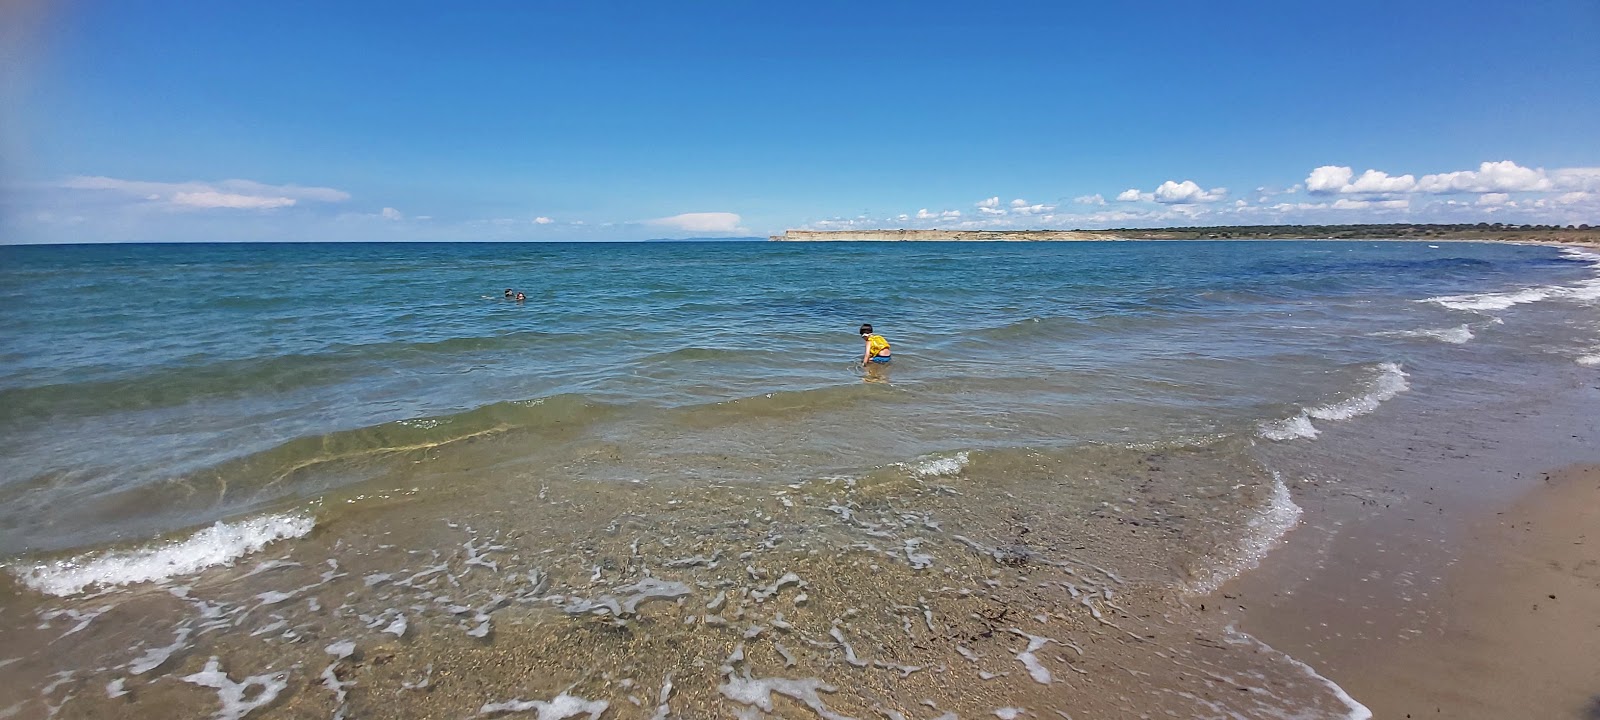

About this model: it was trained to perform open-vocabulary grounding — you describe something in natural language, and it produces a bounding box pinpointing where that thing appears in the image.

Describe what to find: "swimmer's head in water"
[859,324,874,337]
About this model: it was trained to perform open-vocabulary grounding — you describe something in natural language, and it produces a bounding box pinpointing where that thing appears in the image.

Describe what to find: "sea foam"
[903,452,970,478]
[1187,472,1303,596]
[1425,247,1600,311]
[1259,363,1409,441]
[1223,627,1373,720]
[10,514,315,597]
[1374,324,1475,344]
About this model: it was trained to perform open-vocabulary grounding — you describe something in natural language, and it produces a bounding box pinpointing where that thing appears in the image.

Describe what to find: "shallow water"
[1,239,1598,719]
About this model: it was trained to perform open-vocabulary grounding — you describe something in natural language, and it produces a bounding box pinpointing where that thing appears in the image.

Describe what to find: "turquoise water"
[1,240,1598,719]
[2,240,1593,553]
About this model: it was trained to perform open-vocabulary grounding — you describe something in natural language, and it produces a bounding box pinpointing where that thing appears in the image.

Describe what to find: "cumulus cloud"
[977,197,1001,209]
[1116,189,1151,202]
[1075,194,1106,205]
[1476,193,1509,207]
[979,206,1006,216]
[380,207,403,220]
[534,216,553,224]
[648,211,745,233]
[1009,198,1028,208]
[1307,161,1600,196]
[1152,180,1227,204]
[61,176,350,210]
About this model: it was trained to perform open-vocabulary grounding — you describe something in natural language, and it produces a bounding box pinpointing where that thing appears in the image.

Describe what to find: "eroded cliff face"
[771,229,1126,241]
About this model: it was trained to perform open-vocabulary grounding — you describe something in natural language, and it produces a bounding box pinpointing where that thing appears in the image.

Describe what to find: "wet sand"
[1334,464,1600,719]
[1227,391,1600,720]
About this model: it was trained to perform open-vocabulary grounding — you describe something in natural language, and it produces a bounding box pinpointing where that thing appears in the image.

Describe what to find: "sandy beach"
[1219,378,1600,718]
[1340,464,1600,718]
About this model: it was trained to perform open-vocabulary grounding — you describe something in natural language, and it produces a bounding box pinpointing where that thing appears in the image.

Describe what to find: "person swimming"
[504,289,515,298]
[859,324,891,364]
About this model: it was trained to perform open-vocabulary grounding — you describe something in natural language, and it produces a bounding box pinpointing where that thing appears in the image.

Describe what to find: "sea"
[1,239,1597,719]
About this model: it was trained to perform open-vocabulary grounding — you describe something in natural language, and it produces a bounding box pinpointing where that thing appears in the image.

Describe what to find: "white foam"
[1010,629,1053,684]
[1375,324,1474,344]
[1187,472,1303,596]
[179,657,288,720]
[1258,363,1409,442]
[1426,247,1600,311]
[1223,627,1373,720]
[1258,415,1318,441]
[1305,363,1409,421]
[904,452,970,478]
[479,693,609,718]
[719,675,852,720]
[10,514,314,597]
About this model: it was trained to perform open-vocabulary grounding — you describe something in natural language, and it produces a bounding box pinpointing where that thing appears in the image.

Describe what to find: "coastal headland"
[774,223,1600,245]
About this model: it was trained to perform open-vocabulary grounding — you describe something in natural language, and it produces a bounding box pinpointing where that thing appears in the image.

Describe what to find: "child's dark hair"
[859,323,873,336]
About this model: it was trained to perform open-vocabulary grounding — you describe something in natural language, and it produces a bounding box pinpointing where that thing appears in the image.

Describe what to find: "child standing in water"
[859,324,891,365]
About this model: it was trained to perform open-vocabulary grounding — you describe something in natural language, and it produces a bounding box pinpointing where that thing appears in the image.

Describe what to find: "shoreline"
[1216,379,1600,718]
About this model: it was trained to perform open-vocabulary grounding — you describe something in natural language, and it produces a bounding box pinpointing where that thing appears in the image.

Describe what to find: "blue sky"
[2,0,1598,242]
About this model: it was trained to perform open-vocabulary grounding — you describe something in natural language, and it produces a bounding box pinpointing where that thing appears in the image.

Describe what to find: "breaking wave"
[1424,247,1600,311]
[1258,363,1410,441]
[9,513,315,597]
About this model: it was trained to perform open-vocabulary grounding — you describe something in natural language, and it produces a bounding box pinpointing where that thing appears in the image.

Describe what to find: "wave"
[1258,363,1410,441]
[899,451,970,478]
[1223,627,1374,720]
[0,329,588,425]
[8,513,314,597]
[1373,324,1474,344]
[1186,472,1302,595]
[0,394,617,555]
[1424,247,1600,311]
[1577,349,1600,367]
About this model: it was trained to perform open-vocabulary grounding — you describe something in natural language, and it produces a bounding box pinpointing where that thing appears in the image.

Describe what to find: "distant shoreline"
[772,224,1600,247]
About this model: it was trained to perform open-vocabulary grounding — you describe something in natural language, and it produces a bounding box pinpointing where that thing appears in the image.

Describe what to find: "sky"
[2,0,1598,243]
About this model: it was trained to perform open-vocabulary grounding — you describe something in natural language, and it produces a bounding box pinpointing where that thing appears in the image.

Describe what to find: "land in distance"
[772,223,1600,245]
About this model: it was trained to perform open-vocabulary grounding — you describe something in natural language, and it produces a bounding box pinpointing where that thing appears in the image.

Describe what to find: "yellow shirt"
[865,334,891,356]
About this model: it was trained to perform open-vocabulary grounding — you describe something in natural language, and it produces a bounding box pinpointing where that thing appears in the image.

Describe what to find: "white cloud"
[977,197,1000,209]
[1116,189,1150,202]
[380,207,403,220]
[915,208,936,219]
[1152,180,1227,204]
[61,176,350,210]
[1476,193,1509,207]
[1010,203,1056,215]
[170,191,296,210]
[1305,166,1354,194]
[1331,198,1410,210]
[979,206,1006,216]
[941,210,962,219]
[1009,198,1028,208]
[1307,161,1600,197]
[647,211,745,233]
[1550,168,1600,192]
[534,216,553,224]
[1075,194,1106,206]
[1415,160,1549,194]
